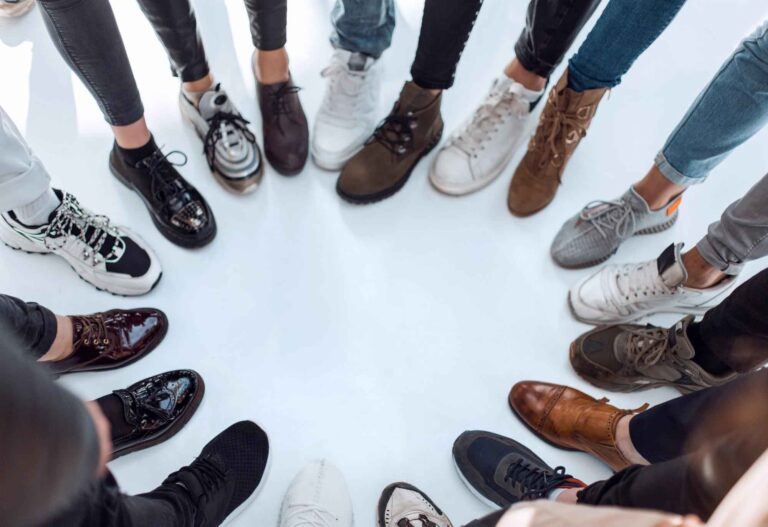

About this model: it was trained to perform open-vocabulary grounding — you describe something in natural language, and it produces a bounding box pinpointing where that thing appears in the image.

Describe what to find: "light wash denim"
[568,0,688,92]
[330,0,395,59]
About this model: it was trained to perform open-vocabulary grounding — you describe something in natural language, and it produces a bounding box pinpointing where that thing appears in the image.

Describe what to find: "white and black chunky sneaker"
[179,84,263,194]
[0,190,161,296]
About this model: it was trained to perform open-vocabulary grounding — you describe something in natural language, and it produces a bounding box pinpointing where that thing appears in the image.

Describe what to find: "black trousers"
[0,294,57,359]
[411,0,603,90]
[37,0,283,126]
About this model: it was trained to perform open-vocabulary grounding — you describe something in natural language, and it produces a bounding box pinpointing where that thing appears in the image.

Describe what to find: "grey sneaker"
[179,84,263,194]
[551,187,680,268]
[570,315,737,393]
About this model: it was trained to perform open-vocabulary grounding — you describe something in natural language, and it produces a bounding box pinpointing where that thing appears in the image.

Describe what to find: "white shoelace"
[451,82,528,156]
[610,261,676,309]
[282,503,337,527]
[318,61,372,126]
[579,199,636,239]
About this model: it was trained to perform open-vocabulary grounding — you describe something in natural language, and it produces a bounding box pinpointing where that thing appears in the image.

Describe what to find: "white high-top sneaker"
[279,460,353,527]
[429,76,542,195]
[313,49,381,170]
[569,243,736,325]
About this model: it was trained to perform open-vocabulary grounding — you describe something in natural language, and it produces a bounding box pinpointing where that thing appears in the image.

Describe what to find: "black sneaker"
[109,144,216,248]
[452,430,584,508]
[160,421,269,526]
[96,370,205,459]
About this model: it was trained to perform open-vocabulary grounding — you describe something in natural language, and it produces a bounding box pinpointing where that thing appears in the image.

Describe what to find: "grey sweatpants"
[0,106,52,212]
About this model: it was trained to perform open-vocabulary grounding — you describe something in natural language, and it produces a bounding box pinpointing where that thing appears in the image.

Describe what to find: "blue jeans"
[568,0,688,92]
[330,0,395,59]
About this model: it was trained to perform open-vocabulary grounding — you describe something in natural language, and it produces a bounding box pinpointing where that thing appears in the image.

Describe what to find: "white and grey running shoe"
[279,460,352,527]
[0,0,35,17]
[377,482,453,527]
[569,243,736,325]
[179,84,263,194]
[0,190,161,296]
[429,77,541,196]
[552,187,681,269]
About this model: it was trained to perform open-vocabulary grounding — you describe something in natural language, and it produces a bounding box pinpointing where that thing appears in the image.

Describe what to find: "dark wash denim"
[37,0,286,126]
[411,0,602,90]
[568,0,689,91]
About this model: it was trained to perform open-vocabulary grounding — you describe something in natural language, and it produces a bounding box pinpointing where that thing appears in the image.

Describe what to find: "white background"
[2,0,768,525]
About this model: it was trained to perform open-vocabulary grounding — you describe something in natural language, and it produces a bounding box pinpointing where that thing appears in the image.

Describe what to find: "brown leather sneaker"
[508,381,648,471]
[507,71,607,216]
[336,81,443,204]
[256,73,309,176]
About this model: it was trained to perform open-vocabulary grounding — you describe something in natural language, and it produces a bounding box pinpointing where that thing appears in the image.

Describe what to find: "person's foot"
[507,71,606,217]
[97,369,205,459]
[313,50,381,171]
[569,243,736,325]
[109,141,216,248]
[179,83,263,194]
[159,421,269,526]
[453,430,585,507]
[0,190,161,295]
[337,81,443,204]
[255,70,309,176]
[430,77,542,196]
[280,460,352,527]
[377,482,453,527]
[570,316,737,393]
[551,187,681,268]
[0,0,34,17]
[45,308,168,375]
[508,382,646,471]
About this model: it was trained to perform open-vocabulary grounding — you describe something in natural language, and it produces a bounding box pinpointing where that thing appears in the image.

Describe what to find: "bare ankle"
[682,248,727,289]
[554,488,580,504]
[112,117,152,149]
[615,415,649,466]
[253,48,290,85]
[39,315,74,363]
[504,58,546,91]
[632,165,686,211]
[182,73,215,104]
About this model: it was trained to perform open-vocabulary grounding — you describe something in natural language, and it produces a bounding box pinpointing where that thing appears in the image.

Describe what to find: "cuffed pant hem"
[0,160,52,212]
[252,34,287,52]
[515,40,556,79]
[654,151,707,187]
[103,102,146,128]
[566,61,620,92]
[330,37,385,59]
[35,303,58,359]
[410,72,452,91]
[174,61,211,84]
[696,236,744,276]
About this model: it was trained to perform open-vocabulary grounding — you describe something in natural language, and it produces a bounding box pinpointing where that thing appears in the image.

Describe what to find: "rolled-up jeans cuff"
[0,158,52,212]
[654,151,707,187]
[514,39,556,79]
[695,236,743,275]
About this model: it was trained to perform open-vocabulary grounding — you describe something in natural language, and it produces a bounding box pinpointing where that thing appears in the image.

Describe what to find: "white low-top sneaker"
[429,76,542,195]
[279,460,353,527]
[569,243,736,325]
[313,49,380,170]
[0,190,161,296]
[377,482,453,527]
[179,83,263,194]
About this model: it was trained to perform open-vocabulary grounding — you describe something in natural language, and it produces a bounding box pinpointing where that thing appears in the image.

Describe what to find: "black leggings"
[38,0,285,126]
[410,0,602,90]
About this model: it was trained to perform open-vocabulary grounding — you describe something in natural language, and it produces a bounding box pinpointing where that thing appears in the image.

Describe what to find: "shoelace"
[503,462,573,500]
[530,97,590,175]
[612,261,675,308]
[124,384,175,424]
[579,199,636,240]
[73,314,111,348]
[452,83,527,156]
[44,194,119,266]
[203,111,255,169]
[283,503,338,527]
[141,149,189,204]
[171,457,227,500]
[269,83,302,134]
[319,61,370,123]
[372,104,417,155]
[624,326,676,369]
[397,514,440,527]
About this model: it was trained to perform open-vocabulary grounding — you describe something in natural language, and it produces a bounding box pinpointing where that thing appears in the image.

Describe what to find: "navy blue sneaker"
[452,430,585,508]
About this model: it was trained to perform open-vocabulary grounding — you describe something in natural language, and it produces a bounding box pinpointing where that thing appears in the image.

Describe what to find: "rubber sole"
[109,160,217,249]
[111,370,205,459]
[566,289,712,326]
[337,125,444,205]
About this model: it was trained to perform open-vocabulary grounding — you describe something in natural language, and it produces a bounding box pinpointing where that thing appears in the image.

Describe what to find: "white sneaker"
[0,190,161,296]
[313,49,381,170]
[377,482,453,527]
[279,460,353,527]
[429,77,541,195]
[569,243,736,325]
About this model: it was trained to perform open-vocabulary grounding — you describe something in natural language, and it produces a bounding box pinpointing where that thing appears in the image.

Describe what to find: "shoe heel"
[0,218,50,254]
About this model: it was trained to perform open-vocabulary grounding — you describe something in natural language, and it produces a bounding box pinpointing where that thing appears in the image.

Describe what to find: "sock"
[500,73,545,112]
[116,136,159,166]
[12,188,61,226]
[687,323,733,375]
[95,393,135,442]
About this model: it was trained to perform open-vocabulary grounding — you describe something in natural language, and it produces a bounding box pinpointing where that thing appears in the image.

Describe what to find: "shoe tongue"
[347,51,372,72]
[657,243,687,288]
[172,470,207,501]
[668,317,696,359]
[197,85,233,120]
[398,81,437,112]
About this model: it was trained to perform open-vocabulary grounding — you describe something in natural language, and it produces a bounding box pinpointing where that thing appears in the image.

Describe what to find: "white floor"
[2,0,768,524]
